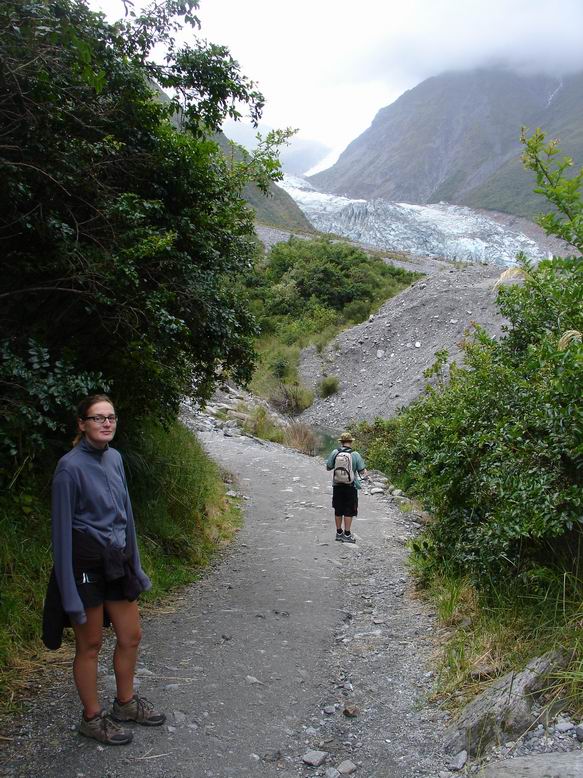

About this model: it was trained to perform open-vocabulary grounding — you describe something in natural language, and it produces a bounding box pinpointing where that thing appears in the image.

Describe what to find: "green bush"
[319,375,340,398]
[0,0,283,473]
[270,382,314,415]
[358,132,583,589]
[253,236,418,322]
[344,299,371,322]
[361,265,582,586]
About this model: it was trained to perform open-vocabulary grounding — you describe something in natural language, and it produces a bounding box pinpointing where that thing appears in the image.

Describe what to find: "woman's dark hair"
[73,394,114,446]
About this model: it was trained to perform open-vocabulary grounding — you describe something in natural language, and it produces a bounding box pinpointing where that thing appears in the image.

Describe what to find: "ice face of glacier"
[279,175,550,267]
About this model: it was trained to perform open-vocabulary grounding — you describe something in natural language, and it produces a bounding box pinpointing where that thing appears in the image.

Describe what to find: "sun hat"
[339,432,354,444]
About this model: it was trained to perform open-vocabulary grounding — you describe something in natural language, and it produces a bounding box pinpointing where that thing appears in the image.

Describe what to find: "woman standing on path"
[326,432,367,543]
[47,394,165,745]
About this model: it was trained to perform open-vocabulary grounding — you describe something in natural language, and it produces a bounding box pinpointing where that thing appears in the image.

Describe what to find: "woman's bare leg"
[106,599,142,704]
[72,605,104,718]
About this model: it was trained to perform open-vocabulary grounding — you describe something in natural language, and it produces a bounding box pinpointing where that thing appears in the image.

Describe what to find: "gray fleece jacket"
[51,438,151,624]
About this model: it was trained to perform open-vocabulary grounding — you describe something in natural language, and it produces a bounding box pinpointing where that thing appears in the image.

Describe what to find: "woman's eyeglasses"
[83,415,118,425]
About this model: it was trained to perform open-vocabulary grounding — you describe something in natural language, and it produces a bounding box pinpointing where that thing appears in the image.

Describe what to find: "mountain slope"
[242,180,315,231]
[309,69,583,218]
[214,133,314,231]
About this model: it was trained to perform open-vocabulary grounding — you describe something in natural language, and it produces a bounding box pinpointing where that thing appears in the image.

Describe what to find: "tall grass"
[0,420,239,712]
[0,484,52,673]
[269,381,314,416]
[241,406,285,443]
[122,420,241,594]
[410,553,583,714]
[318,375,339,398]
[283,422,318,455]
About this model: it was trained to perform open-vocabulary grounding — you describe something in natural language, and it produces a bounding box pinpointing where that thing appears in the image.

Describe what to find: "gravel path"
[0,426,447,778]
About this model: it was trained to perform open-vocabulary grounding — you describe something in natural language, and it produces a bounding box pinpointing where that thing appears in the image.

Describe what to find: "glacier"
[279,175,550,267]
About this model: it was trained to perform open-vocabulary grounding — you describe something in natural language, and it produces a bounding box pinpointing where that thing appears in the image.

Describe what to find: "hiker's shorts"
[72,532,135,609]
[74,563,129,609]
[332,484,358,517]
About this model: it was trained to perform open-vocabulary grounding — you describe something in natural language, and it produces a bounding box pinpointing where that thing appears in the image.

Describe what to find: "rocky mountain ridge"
[309,68,583,219]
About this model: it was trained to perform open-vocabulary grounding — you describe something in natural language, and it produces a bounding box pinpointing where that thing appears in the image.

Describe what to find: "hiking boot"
[79,710,133,745]
[335,531,345,541]
[343,533,356,544]
[112,693,166,726]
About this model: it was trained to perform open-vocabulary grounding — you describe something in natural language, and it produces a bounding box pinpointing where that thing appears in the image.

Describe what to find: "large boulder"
[477,753,583,777]
[444,651,568,756]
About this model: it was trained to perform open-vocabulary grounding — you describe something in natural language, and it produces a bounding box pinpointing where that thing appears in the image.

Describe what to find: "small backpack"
[333,449,354,485]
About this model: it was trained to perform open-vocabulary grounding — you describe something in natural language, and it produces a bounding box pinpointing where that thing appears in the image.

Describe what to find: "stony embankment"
[299,261,505,430]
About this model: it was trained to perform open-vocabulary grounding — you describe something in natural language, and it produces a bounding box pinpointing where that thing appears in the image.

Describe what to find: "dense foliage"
[0,0,282,469]
[246,237,420,402]
[358,133,582,586]
[253,237,417,325]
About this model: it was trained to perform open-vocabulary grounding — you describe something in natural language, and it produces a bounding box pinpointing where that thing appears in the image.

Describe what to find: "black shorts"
[74,565,130,609]
[332,484,358,517]
[73,532,135,609]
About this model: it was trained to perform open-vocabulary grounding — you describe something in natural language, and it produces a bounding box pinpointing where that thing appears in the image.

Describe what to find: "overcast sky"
[90,0,583,161]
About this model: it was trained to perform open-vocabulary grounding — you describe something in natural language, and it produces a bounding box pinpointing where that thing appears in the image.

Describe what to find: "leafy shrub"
[254,237,418,321]
[0,339,108,461]
[344,299,371,323]
[0,0,282,471]
[319,375,339,397]
[358,133,583,589]
[270,382,314,416]
[363,277,582,585]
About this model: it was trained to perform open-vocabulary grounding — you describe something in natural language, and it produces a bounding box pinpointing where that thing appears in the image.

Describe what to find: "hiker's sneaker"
[112,693,166,726]
[343,533,356,544]
[79,710,133,745]
[335,532,344,541]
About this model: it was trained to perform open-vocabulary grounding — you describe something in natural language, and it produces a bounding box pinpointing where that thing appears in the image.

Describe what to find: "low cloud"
[347,0,583,86]
[90,0,583,149]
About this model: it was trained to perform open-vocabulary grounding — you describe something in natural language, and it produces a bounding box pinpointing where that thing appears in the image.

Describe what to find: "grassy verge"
[0,419,240,716]
[413,562,583,716]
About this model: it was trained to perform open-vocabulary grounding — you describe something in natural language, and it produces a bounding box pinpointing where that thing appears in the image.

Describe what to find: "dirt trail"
[1,426,446,778]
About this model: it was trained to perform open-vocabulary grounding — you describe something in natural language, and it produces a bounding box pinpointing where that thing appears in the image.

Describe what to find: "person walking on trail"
[326,432,368,544]
[44,394,165,746]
